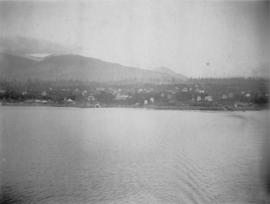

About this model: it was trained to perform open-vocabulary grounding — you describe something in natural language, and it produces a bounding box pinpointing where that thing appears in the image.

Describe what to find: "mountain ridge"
[154,66,187,81]
[0,53,188,83]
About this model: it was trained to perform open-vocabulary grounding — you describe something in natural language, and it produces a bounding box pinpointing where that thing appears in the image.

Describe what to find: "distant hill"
[0,53,38,79]
[0,53,187,83]
[155,67,187,81]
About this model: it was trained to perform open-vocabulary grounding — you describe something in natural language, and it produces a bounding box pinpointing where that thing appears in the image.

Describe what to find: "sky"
[0,0,269,77]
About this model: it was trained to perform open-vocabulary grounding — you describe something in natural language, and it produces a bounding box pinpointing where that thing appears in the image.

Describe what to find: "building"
[245,93,251,98]
[87,95,95,102]
[65,98,75,104]
[182,87,188,92]
[221,94,228,100]
[82,90,88,96]
[205,95,213,102]
[41,91,47,97]
[198,89,205,94]
[115,94,129,101]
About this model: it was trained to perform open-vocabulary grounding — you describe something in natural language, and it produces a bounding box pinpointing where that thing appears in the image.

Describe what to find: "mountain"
[155,67,187,81]
[0,53,38,79]
[0,53,187,83]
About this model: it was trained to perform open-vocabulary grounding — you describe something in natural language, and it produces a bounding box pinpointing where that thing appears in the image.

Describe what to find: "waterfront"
[0,107,269,203]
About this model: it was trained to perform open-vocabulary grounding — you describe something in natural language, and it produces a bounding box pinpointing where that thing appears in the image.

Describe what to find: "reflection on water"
[0,107,269,203]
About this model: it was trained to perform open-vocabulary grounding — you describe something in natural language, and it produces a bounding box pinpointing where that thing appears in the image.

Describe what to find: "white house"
[41,91,47,97]
[205,95,213,102]
[182,87,188,92]
[115,94,129,101]
[82,90,88,96]
[198,89,205,94]
[222,94,228,100]
[245,93,251,98]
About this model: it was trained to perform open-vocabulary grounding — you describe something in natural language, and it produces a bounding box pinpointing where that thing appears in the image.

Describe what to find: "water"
[0,107,269,203]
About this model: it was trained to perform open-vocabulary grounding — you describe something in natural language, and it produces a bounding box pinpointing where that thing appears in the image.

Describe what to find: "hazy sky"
[0,0,269,77]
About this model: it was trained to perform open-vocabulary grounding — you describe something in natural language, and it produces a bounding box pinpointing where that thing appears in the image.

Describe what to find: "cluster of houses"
[0,82,268,109]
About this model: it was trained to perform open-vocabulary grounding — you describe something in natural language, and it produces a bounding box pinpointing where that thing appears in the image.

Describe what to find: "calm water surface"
[0,107,269,203]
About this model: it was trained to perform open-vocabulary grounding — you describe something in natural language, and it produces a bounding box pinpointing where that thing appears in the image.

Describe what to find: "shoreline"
[1,102,268,111]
